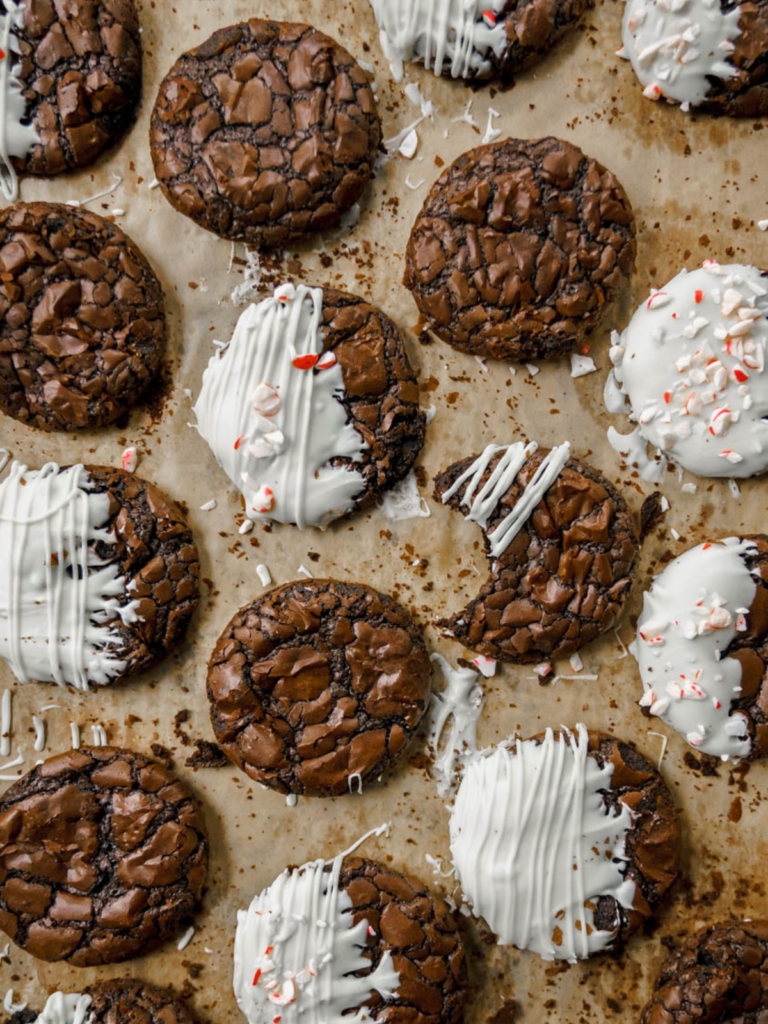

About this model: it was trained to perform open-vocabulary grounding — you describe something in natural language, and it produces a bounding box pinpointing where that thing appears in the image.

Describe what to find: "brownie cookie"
[621,0,768,117]
[635,535,768,761]
[450,725,681,961]
[368,0,588,84]
[0,460,199,690]
[404,136,636,362]
[433,440,638,663]
[235,841,466,1024]
[149,19,381,247]
[0,0,142,200]
[5,979,196,1024]
[0,746,208,965]
[194,282,426,530]
[207,579,432,796]
[0,203,166,432]
[641,921,768,1023]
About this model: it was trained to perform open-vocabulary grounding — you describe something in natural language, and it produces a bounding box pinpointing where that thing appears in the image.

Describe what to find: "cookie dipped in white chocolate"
[605,263,768,479]
[449,725,637,962]
[0,1,40,202]
[194,283,366,530]
[634,538,758,760]
[34,994,92,1024]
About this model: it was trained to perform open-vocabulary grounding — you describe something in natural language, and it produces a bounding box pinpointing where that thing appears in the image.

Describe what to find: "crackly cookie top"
[404,136,636,362]
[207,579,432,796]
[0,746,208,966]
[149,19,381,247]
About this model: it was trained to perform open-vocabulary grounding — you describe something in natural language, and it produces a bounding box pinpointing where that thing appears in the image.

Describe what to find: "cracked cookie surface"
[6,978,196,1024]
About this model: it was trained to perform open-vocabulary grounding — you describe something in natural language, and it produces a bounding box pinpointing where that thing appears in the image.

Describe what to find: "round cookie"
[450,725,681,961]
[640,921,768,1023]
[149,19,381,248]
[403,136,636,362]
[0,746,208,965]
[606,262,768,480]
[368,0,588,85]
[207,579,433,796]
[5,980,196,1024]
[1,0,142,198]
[433,440,639,663]
[621,0,768,118]
[235,844,466,1024]
[193,282,426,530]
[0,203,166,432]
[635,535,768,762]
[0,460,200,690]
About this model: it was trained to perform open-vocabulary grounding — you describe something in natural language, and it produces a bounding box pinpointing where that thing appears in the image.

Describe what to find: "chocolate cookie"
[635,535,768,762]
[5,979,196,1024]
[621,0,768,118]
[433,441,638,663]
[149,19,381,247]
[1,0,142,193]
[640,921,768,1023]
[404,136,636,361]
[235,848,466,1024]
[369,0,588,84]
[0,460,199,690]
[194,282,426,530]
[450,726,681,961]
[0,746,208,965]
[0,202,166,432]
[207,579,432,796]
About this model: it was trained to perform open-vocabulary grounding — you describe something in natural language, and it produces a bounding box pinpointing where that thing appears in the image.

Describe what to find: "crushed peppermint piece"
[121,447,138,473]
[200,499,218,511]
[570,353,597,378]
[256,564,272,587]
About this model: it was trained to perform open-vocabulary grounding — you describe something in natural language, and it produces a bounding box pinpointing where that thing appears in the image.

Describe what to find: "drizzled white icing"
[234,825,400,1024]
[0,462,138,690]
[35,994,92,1024]
[441,441,571,557]
[0,0,39,202]
[633,537,757,760]
[428,653,484,799]
[449,725,637,962]
[194,283,366,530]
[621,0,741,107]
[369,0,507,82]
[605,264,768,479]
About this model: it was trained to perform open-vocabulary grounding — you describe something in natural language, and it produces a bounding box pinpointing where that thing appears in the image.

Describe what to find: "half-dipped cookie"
[194,283,426,530]
[207,579,432,796]
[0,203,166,432]
[433,440,639,663]
[0,461,199,690]
[5,979,196,1024]
[0,746,208,965]
[404,137,636,362]
[149,19,381,247]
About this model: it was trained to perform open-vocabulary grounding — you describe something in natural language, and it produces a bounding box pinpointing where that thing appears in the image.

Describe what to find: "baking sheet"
[1,0,767,1021]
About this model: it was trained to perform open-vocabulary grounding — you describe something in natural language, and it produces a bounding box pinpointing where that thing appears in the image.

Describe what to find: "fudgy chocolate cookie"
[640,921,768,1023]
[207,579,432,796]
[8,0,142,178]
[0,461,199,690]
[5,979,196,1024]
[404,136,636,361]
[0,203,166,432]
[433,441,638,663]
[0,746,208,965]
[149,19,381,247]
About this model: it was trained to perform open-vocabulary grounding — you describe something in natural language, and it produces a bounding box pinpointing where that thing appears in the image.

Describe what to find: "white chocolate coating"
[449,725,637,962]
[428,652,484,799]
[234,827,400,1024]
[0,463,138,690]
[633,537,757,759]
[369,0,508,82]
[605,263,768,479]
[194,284,366,530]
[0,0,40,201]
[35,993,92,1024]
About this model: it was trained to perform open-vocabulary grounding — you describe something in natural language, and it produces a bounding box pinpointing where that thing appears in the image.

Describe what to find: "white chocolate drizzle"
[449,725,637,962]
[233,824,400,1024]
[441,441,571,557]
[34,994,92,1024]
[0,0,39,202]
[0,462,138,690]
[194,283,366,530]
[633,537,757,759]
[428,653,484,799]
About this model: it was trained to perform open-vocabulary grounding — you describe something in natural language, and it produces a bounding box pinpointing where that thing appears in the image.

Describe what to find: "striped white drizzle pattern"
[0,0,40,201]
[35,994,93,1024]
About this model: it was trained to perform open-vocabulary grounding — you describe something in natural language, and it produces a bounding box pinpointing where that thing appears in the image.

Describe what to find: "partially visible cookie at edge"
[4,979,197,1024]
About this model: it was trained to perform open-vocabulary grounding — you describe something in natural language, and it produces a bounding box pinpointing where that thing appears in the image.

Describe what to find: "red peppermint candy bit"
[581,344,590,354]
[274,1018,282,1023]
[663,391,671,404]
[234,435,246,451]
[694,290,703,304]
[292,354,319,371]
[253,969,262,987]
[0,48,5,60]
[733,367,749,383]
[316,351,337,370]
[703,543,711,550]
[482,9,496,26]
